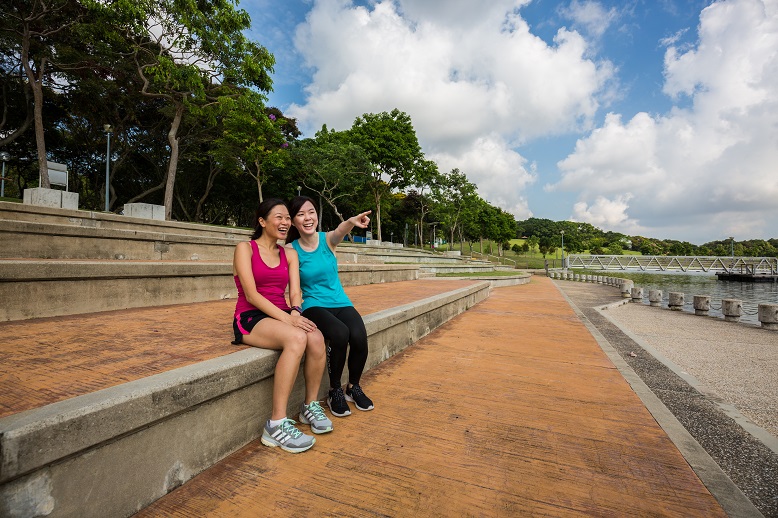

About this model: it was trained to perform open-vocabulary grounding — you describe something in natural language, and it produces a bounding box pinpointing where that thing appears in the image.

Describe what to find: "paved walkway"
[554,280,777,517]
[135,277,725,517]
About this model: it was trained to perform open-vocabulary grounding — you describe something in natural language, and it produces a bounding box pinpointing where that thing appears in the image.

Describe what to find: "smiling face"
[259,204,291,240]
[292,201,318,236]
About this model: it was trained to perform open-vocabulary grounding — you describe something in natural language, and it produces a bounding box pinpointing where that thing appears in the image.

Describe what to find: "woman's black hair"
[251,198,288,240]
[285,195,317,243]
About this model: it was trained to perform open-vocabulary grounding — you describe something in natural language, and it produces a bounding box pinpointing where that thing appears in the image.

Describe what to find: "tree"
[292,126,372,226]
[409,159,441,247]
[3,0,91,187]
[526,235,539,254]
[348,109,424,241]
[122,0,275,219]
[434,168,477,252]
[217,95,296,205]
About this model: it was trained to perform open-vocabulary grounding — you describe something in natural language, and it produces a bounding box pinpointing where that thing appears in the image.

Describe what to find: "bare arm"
[285,247,304,310]
[327,210,372,251]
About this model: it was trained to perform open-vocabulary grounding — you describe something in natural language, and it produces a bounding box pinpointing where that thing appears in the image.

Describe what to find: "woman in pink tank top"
[232,198,332,453]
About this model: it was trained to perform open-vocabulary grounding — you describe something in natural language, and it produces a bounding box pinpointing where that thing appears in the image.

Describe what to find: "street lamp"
[0,151,10,198]
[390,231,393,243]
[729,236,735,258]
[297,185,301,196]
[560,230,565,269]
[104,124,113,212]
[431,222,439,251]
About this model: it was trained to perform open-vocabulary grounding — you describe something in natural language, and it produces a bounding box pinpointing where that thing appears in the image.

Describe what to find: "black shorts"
[232,309,270,344]
[231,308,291,345]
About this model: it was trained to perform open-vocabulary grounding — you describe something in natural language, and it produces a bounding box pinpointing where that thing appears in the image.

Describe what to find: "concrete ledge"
[419,264,496,274]
[427,273,532,288]
[338,251,465,264]
[338,263,419,286]
[0,260,236,321]
[0,281,490,518]
[123,203,164,221]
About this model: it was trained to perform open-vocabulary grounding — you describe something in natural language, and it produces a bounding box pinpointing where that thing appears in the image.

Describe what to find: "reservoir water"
[592,271,778,325]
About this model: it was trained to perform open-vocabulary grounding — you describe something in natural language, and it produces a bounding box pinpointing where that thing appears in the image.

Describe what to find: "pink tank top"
[234,240,290,316]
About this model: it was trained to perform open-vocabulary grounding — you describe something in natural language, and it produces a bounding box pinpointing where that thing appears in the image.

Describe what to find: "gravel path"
[606,302,778,438]
[553,280,778,518]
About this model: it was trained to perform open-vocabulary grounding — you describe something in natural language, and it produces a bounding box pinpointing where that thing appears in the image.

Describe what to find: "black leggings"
[303,306,368,388]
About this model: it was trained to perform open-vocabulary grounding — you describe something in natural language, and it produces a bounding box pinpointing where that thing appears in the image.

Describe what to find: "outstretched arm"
[327,210,371,250]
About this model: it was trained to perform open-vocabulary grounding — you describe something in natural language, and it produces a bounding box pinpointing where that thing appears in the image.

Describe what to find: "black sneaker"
[327,386,351,417]
[345,384,374,411]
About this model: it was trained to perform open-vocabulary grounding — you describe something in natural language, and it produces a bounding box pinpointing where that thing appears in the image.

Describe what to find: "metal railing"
[566,255,778,274]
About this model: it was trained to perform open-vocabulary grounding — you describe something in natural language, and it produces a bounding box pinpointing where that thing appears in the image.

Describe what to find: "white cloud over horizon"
[552,0,778,241]
[278,0,778,243]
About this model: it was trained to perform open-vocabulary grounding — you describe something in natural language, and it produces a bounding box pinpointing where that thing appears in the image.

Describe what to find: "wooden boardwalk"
[135,277,725,517]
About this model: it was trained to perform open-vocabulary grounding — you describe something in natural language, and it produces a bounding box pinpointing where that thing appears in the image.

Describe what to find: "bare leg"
[241,318,308,420]
[302,330,326,404]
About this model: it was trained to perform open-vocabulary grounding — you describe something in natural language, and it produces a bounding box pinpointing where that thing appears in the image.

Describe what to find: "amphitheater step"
[0,260,422,321]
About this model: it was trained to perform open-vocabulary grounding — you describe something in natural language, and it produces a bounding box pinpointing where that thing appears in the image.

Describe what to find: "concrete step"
[0,280,491,518]
[0,219,245,261]
[1,203,476,266]
[0,260,421,321]
[0,201,252,242]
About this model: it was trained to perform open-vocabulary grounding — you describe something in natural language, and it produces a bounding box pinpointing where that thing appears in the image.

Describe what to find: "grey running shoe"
[327,386,351,417]
[299,400,333,434]
[345,384,374,411]
[261,418,315,453]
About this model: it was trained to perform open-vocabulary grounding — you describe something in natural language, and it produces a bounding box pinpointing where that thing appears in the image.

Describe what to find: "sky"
[244,0,778,245]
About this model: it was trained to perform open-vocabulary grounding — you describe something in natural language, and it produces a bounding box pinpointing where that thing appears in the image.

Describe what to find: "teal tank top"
[291,232,352,310]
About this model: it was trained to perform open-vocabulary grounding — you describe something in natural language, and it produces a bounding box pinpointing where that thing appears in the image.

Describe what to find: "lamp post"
[297,185,301,196]
[560,230,565,269]
[729,236,734,258]
[431,222,439,251]
[390,231,393,243]
[104,124,113,212]
[0,151,10,198]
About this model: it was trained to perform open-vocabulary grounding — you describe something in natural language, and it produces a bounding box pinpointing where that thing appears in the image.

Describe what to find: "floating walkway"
[568,254,778,275]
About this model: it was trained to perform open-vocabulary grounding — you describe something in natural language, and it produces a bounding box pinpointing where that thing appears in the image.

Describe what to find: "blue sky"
[244,0,778,244]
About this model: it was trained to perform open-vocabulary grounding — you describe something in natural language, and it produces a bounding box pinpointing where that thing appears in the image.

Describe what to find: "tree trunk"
[373,189,382,241]
[126,181,165,204]
[163,102,184,220]
[253,158,263,204]
[0,84,34,147]
[21,32,49,188]
[195,163,219,222]
[318,196,323,232]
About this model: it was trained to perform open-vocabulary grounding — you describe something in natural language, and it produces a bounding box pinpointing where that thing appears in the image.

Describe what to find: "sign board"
[365,231,372,240]
[45,161,68,190]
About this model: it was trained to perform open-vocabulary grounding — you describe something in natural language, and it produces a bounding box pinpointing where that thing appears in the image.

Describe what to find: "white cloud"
[431,135,536,219]
[558,0,619,39]
[551,0,778,242]
[288,0,614,219]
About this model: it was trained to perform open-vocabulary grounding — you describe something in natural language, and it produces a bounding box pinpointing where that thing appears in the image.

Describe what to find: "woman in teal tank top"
[286,196,375,417]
